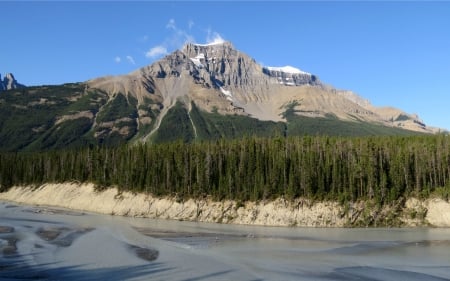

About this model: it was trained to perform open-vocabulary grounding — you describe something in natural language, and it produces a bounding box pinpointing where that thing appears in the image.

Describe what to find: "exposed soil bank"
[1,183,450,227]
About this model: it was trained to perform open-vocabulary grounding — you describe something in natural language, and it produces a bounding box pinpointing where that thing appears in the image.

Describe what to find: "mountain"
[0,42,441,151]
[0,73,25,92]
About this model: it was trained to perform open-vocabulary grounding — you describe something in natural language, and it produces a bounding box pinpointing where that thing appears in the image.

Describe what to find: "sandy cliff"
[1,183,449,227]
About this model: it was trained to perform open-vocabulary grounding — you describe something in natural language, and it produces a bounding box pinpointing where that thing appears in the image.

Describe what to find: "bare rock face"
[91,41,320,106]
[182,42,272,92]
[0,73,25,92]
[139,50,191,79]
[262,66,319,86]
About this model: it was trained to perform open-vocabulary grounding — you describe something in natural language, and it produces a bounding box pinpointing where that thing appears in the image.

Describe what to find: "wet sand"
[1,236,18,256]
[134,226,249,248]
[36,227,66,241]
[130,245,159,261]
[24,206,86,216]
[0,226,14,234]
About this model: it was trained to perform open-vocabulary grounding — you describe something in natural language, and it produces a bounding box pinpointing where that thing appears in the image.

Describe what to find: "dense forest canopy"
[1,135,449,204]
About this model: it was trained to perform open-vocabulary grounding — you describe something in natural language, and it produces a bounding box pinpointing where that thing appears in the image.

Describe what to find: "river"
[1,201,450,280]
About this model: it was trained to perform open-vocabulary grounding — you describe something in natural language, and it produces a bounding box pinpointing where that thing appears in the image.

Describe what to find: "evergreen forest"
[1,135,449,205]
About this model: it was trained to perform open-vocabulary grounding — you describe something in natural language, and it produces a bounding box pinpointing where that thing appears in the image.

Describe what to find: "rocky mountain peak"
[0,73,25,92]
[182,41,247,77]
[131,41,320,98]
[88,40,438,136]
[182,41,235,60]
[181,41,272,91]
[181,41,319,89]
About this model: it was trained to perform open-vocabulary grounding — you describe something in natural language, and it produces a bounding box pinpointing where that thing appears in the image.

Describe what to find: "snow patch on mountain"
[194,37,226,47]
[265,66,311,75]
[215,81,233,101]
[190,53,205,68]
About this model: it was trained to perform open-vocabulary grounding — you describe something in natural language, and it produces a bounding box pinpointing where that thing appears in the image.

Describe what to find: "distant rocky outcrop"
[0,73,25,92]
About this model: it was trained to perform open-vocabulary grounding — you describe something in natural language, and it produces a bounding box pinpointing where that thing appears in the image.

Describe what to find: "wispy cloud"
[146,45,168,58]
[145,19,225,60]
[126,55,136,65]
[206,30,225,45]
[166,18,176,30]
[166,18,195,46]
[114,56,121,63]
[145,19,193,60]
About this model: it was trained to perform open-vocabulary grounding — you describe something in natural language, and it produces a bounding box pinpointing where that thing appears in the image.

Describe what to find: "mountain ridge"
[0,41,444,151]
[89,41,436,133]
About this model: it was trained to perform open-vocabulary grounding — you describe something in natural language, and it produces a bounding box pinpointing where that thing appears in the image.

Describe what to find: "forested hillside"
[1,135,449,204]
[0,83,422,152]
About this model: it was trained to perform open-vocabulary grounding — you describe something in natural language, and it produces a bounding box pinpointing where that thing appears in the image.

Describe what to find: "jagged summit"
[182,41,319,88]
[0,73,25,92]
[182,40,265,89]
[182,41,238,70]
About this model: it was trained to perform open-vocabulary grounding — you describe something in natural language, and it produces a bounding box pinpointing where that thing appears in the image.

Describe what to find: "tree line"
[1,135,449,204]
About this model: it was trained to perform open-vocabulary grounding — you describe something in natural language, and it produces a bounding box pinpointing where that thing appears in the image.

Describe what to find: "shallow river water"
[1,201,450,281]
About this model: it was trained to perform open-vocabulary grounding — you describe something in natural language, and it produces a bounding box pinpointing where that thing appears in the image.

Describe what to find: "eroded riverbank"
[1,183,450,227]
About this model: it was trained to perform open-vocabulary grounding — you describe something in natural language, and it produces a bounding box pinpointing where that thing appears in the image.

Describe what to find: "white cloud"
[126,55,136,65]
[144,19,195,60]
[165,18,195,46]
[144,19,225,61]
[114,56,121,63]
[206,30,225,45]
[146,45,168,58]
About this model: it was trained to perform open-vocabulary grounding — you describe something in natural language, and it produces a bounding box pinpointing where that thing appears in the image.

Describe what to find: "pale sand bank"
[1,183,450,227]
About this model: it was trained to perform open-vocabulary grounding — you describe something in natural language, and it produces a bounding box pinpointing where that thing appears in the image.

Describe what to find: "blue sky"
[1,1,449,130]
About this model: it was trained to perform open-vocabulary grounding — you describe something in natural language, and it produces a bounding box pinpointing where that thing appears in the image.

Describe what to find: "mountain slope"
[0,42,439,151]
[89,41,435,132]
